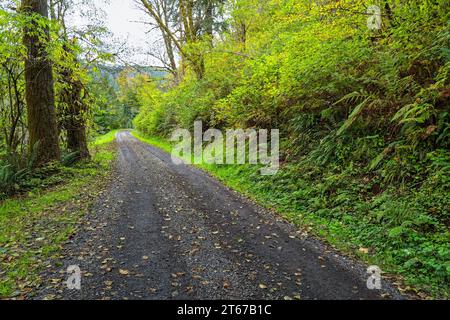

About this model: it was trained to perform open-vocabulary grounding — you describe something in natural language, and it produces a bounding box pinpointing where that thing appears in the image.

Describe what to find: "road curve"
[35,131,404,300]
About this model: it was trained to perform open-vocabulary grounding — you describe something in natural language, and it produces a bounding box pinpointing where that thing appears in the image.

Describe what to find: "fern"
[0,162,30,197]
[61,151,81,167]
[333,90,370,107]
[336,96,372,136]
[392,103,434,125]
[369,141,403,171]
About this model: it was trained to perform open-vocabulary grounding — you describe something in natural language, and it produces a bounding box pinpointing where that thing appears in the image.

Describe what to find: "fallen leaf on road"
[119,269,129,275]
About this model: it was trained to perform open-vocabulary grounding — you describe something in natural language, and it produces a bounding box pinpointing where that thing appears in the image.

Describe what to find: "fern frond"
[337,96,371,136]
[333,90,370,107]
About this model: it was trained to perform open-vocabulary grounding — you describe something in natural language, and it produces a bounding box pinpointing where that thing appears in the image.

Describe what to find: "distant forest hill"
[95,64,168,88]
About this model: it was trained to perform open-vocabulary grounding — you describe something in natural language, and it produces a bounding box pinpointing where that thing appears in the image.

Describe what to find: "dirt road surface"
[35,131,403,300]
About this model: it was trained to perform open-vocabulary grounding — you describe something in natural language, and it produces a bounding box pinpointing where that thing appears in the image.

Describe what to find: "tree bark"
[59,51,90,160]
[22,0,60,165]
[48,0,90,160]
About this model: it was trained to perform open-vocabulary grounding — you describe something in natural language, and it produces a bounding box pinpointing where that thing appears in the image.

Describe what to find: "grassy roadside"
[132,130,449,299]
[91,129,120,146]
[0,132,118,299]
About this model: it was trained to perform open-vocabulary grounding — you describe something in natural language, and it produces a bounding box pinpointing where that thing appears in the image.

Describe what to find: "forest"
[0,0,449,300]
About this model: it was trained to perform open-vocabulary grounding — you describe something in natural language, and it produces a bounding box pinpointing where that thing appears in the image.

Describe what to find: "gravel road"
[35,131,404,300]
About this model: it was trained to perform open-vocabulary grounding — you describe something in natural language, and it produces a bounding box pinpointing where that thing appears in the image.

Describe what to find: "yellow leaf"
[119,269,129,275]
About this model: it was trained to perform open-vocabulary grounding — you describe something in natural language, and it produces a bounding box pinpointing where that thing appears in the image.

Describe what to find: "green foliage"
[0,156,61,201]
[0,140,117,298]
[132,0,450,298]
[91,129,120,146]
[0,163,30,197]
[135,131,450,299]
[92,67,166,133]
[60,151,81,167]
[0,142,40,198]
[134,0,450,181]
[0,2,121,164]
[0,129,118,200]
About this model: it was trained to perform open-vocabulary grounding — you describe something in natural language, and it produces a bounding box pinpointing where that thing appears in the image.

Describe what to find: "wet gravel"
[33,131,404,300]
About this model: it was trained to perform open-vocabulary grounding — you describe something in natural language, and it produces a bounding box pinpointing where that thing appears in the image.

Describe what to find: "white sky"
[71,0,159,66]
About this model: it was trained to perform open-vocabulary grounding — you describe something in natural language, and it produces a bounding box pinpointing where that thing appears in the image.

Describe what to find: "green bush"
[131,0,450,298]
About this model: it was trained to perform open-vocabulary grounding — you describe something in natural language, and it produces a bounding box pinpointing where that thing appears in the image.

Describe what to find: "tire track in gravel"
[34,131,404,300]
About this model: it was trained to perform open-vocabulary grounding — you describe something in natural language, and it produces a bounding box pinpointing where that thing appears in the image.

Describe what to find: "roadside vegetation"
[0,0,448,300]
[133,130,448,299]
[129,1,450,299]
[0,132,117,298]
[0,0,129,299]
[0,1,143,202]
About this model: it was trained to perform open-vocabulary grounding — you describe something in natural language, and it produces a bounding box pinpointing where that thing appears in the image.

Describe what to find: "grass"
[0,131,118,298]
[132,131,172,153]
[132,130,449,300]
[91,129,120,146]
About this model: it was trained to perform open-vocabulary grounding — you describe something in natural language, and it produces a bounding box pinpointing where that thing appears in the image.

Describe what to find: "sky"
[71,0,159,66]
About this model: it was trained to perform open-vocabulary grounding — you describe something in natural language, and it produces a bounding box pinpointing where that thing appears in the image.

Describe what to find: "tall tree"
[137,0,225,80]
[135,0,179,80]
[21,0,60,165]
[49,0,90,159]
[58,43,90,159]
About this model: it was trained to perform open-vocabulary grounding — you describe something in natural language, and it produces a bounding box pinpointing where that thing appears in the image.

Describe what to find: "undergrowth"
[0,132,117,298]
[132,130,449,299]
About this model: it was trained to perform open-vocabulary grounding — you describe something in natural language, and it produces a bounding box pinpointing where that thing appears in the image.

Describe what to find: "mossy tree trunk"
[59,46,90,160]
[22,0,60,165]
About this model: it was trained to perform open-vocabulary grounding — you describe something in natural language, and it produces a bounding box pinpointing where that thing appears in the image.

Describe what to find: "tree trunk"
[22,0,60,165]
[205,0,214,39]
[60,62,90,160]
[47,0,90,160]
[66,118,90,160]
[57,40,90,160]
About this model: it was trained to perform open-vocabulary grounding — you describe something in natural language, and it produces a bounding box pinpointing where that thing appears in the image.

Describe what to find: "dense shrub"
[132,0,450,298]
